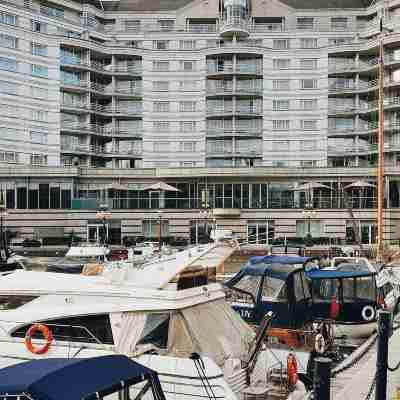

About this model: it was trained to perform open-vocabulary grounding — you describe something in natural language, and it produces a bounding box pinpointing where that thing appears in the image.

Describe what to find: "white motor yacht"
[0,243,307,400]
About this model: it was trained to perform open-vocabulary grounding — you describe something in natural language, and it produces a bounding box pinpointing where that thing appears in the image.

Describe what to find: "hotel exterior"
[0,0,399,244]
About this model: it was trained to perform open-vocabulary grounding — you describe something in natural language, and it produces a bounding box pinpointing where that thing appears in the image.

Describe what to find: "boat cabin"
[224,255,317,328]
[306,266,378,324]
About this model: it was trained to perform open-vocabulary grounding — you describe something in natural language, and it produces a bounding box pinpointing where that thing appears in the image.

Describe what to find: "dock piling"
[376,310,391,400]
[313,357,332,400]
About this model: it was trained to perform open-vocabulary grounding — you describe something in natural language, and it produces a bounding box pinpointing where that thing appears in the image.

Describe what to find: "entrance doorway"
[87,224,109,243]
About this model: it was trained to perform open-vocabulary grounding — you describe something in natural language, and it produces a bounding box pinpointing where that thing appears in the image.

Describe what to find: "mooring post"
[376,310,391,400]
[313,357,332,400]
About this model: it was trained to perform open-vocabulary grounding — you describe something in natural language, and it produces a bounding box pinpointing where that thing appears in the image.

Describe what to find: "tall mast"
[377,37,385,260]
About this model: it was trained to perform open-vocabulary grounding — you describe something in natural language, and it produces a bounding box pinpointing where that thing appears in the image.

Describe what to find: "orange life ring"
[287,353,298,387]
[25,324,53,355]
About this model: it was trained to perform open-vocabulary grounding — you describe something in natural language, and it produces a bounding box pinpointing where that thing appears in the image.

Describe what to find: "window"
[153,121,170,131]
[32,110,48,122]
[153,101,170,112]
[180,121,196,132]
[180,101,196,112]
[31,20,47,33]
[331,17,348,30]
[30,131,48,144]
[31,64,48,78]
[158,19,174,31]
[272,140,289,151]
[0,33,17,49]
[300,99,317,110]
[297,17,314,29]
[0,80,18,95]
[180,141,196,152]
[301,79,317,89]
[11,314,114,345]
[30,153,47,165]
[125,19,140,32]
[153,141,170,151]
[143,219,169,237]
[0,150,18,163]
[300,38,318,48]
[0,11,17,25]
[153,40,169,50]
[136,313,170,349]
[273,80,290,90]
[301,140,317,150]
[328,37,353,46]
[180,161,196,167]
[153,81,169,91]
[273,120,289,130]
[0,295,36,310]
[273,39,290,49]
[273,100,289,111]
[31,42,48,56]
[262,277,286,301]
[179,40,195,49]
[153,61,169,72]
[296,220,322,237]
[301,120,318,130]
[40,3,64,19]
[181,61,195,71]
[31,86,48,98]
[0,57,17,72]
[179,80,197,91]
[300,59,318,70]
[273,59,290,69]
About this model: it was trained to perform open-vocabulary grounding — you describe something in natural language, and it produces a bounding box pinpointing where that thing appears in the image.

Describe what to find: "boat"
[0,242,308,400]
[0,355,166,400]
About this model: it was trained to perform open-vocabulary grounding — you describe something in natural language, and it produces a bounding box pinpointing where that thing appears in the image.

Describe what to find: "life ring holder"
[361,305,376,322]
[287,353,298,387]
[315,333,326,355]
[25,323,53,355]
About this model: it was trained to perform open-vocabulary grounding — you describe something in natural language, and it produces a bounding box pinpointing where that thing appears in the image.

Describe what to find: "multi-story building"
[0,0,399,245]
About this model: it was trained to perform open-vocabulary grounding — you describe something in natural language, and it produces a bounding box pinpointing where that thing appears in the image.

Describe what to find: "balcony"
[252,23,283,32]
[61,144,142,157]
[207,128,262,137]
[60,80,88,90]
[60,102,88,112]
[187,24,217,33]
[220,17,249,38]
[60,56,87,67]
[207,148,262,157]
[206,86,262,96]
[328,144,377,156]
[207,64,262,76]
[206,107,262,117]
[61,123,142,137]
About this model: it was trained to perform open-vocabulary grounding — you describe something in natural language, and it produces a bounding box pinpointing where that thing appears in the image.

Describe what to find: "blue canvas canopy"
[0,355,165,400]
[248,255,315,265]
[306,268,375,280]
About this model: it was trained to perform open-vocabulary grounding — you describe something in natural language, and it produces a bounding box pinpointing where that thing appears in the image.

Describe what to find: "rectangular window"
[180,161,196,167]
[328,37,353,46]
[300,38,318,48]
[31,20,47,33]
[31,42,48,57]
[273,59,290,69]
[153,40,169,50]
[0,57,17,72]
[300,99,318,110]
[0,80,17,95]
[273,39,290,49]
[300,59,318,70]
[30,131,48,144]
[179,40,195,49]
[32,110,48,121]
[180,121,196,132]
[125,20,140,32]
[273,79,290,90]
[158,19,174,31]
[272,120,290,130]
[331,17,348,30]
[40,3,64,19]
[181,61,195,71]
[153,101,170,112]
[272,140,289,151]
[0,11,17,25]
[153,61,169,71]
[180,141,196,152]
[301,79,317,89]
[31,64,48,78]
[143,219,169,237]
[301,140,317,150]
[301,120,318,130]
[31,86,48,98]
[30,153,47,165]
[0,150,18,163]
[180,101,196,112]
[153,121,170,131]
[297,17,314,30]
[0,33,17,49]
[273,100,289,111]
[179,80,197,91]
[153,81,169,91]
[153,141,170,151]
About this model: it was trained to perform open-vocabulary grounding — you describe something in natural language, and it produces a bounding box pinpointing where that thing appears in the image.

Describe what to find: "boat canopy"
[248,255,315,265]
[306,268,375,280]
[0,355,165,400]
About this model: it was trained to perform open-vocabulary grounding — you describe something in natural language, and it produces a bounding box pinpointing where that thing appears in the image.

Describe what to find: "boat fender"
[287,353,298,387]
[314,333,326,354]
[362,305,375,322]
[25,323,53,355]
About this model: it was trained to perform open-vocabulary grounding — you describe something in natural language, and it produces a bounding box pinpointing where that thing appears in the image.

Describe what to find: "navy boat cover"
[0,355,165,400]
[306,268,375,279]
[248,255,315,265]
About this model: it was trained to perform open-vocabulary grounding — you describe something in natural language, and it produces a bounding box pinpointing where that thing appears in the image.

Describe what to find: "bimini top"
[306,267,376,280]
[0,355,165,400]
[248,255,315,265]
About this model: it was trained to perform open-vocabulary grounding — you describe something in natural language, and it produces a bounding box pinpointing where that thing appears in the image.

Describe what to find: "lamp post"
[199,209,214,243]
[157,210,163,254]
[96,204,111,245]
[0,193,7,263]
[302,203,316,242]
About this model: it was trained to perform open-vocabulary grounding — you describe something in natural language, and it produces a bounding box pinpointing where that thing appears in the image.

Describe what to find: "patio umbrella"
[292,182,332,191]
[143,182,180,192]
[344,180,376,189]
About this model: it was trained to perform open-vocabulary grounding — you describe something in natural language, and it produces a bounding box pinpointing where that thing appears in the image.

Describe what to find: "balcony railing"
[61,79,88,88]
[61,123,143,137]
[207,128,262,137]
[60,56,86,66]
[61,144,142,156]
[187,24,217,33]
[206,107,262,115]
[252,23,283,32]
[328,144,377,155]
[207,64,262,75]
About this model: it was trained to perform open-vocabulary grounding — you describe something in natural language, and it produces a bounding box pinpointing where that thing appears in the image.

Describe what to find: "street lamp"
[302,203,316,242]
[156,210,163,254]
[0,193,7,263]
[96,204,112,245]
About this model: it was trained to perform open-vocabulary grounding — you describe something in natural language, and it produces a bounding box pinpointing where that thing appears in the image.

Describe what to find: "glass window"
[30,153,47,166]
[142,219,169,236]
[273,39,289,49]
[31,42,48,57]
[0,295,37,310]
[12,314,114,344]
[153,40,169,50]
[153,61,169,71]
[0,11,17,25]
[31,86,48,99]
[301,120,318,130]
[136,313,170,349]
[30,131,48,144]
[153,81,169,91]
[301,79,317,89]
[31,20,47,33]
[179,40,195,49]
[273,80,290,90]
[153,101,170,112]
[31,64,48,78]
[234,275,261,299]
[0,57,17,72]
[300,59,317,70]
[261,277,286,301]
[273,120,289,130]
[0,80,17,95]
[273,59,290,69]
[300,38,318,48]
[180,101,196,112]
[297,17,314,29]
[313,279,340,300]
[331,17,348,30]
[293,272,305,301]
[181,61,195,71]
[273,100,289,111]
[0,33,17,49]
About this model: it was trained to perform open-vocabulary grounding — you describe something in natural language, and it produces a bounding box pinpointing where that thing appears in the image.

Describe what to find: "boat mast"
[377,34,385,261]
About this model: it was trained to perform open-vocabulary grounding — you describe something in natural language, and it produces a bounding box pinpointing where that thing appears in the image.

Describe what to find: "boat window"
[261,277,286,301]
[137,313,170,349]
[301,271,311,298]
[343,277,375,301]
[312,279,340,301]
[233,275,261,298]
[293,272,305,301]
[0,295,38,310]
[11,314,114,345]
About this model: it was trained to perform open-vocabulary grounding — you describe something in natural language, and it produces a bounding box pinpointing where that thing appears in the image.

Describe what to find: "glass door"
[87,224,109,243]
[247,221,274,244]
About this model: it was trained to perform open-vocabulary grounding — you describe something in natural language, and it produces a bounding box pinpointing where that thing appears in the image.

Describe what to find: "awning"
[0,355,165,400]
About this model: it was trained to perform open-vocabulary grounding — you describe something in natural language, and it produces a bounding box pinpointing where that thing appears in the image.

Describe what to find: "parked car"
[21,238,41,247]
